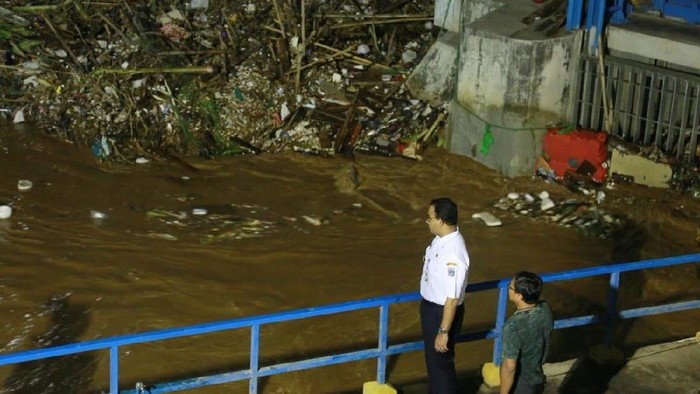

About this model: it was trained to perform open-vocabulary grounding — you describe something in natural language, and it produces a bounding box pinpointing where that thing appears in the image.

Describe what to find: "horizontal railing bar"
[121,370,253,394]
[618,300,700,319]
[540,253,700,283]
[458,329,497,341]
[386,341,423,356]
[554,314,604,329]
[465,279,501,293]
[0,292,421,366]
[121,347,402,393]
[258,349,379,377]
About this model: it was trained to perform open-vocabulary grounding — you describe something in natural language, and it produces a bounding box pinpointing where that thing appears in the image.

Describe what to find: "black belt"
[421,298,443,307]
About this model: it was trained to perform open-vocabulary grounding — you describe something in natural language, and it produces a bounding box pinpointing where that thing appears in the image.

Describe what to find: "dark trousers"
[513,383,544,394]
[420,299,465,394]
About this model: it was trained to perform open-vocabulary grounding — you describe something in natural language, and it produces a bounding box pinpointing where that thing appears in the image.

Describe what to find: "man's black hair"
[430,197,458,225]
[514,271,544,304]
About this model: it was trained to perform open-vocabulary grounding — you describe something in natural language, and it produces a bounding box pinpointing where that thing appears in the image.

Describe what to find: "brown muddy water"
[0,123,698,393]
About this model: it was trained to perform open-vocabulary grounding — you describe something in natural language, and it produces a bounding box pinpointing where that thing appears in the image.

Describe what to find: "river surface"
[0,122,698,393]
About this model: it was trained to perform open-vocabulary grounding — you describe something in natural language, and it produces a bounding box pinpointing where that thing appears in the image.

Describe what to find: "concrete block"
[609,149,673,188]
[481,362,500,387]
[444,0,582,178]
[362,381,396,394]
[405,32,459,105]
[447,101,547,176]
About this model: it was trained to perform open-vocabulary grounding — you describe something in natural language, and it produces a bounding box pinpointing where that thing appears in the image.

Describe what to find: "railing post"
[605,272,621,347]
[492,286,509,365]
[249,324,260,394]
[566,0,583,31]
[376,303,389,384]
[110,345,119,394]
[610,0,628,23]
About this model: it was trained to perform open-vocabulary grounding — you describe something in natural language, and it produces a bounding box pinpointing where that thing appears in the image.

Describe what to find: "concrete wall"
[408,0,506,105]
[405,32,459,104]
[607,17,700,74]
[446,1,583,176]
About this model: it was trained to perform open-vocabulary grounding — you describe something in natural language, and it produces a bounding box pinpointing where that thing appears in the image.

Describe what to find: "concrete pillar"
[446,1,583,176]
[407,0,504,103]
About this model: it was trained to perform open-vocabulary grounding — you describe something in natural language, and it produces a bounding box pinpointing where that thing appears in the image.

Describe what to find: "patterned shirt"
[501,301,554,386]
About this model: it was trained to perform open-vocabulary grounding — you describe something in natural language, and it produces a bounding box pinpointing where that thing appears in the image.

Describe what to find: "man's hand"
[435,333,449,353]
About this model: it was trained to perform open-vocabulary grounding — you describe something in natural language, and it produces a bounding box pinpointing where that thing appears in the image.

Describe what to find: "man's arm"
[499,357,517,394]
[434,297,458,352]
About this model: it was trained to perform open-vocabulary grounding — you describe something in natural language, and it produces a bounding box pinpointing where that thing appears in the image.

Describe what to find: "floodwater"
[0,122,698,393]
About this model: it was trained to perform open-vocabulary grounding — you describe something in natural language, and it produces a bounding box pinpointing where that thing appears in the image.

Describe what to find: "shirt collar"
[434,227,460,245]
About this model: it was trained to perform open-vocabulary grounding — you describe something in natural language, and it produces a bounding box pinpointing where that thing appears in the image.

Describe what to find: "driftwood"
[92,66,215,76]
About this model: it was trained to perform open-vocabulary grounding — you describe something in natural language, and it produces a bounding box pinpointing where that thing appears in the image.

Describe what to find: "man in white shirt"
[420,197,470,393]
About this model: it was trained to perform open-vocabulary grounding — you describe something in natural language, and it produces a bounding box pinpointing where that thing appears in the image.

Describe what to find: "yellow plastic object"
[362,381,397,394]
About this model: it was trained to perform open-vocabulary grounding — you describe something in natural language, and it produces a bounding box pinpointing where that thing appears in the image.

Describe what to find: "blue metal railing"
[0,253,699,393]
[566,0,626,49]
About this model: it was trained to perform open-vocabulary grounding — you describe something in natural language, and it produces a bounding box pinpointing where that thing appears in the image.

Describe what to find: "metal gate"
[572,55,700,163]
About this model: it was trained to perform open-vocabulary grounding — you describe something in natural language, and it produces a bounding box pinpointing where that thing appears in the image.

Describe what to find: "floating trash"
[356,44,370,55]
[145,204,276,243]
[17,180,33,192]
[471,212,502,227]
[493,192,625,239]
[90,210,108,219]
[301,215,323,226]
[0,205,12,219]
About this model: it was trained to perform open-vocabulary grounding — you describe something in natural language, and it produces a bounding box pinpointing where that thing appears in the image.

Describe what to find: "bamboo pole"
[96,11,127,41]
[313,42,392,69]
[287,44,358,75]
[271,0,287,38]
[295,0,306,95]
[92,66,215,76]
[263,25,284,35]
[330,17,432,29]
[41,14,82,68]
[597,40,613,132]
[12,0,73,12]
[318,13,431,19]
[156,49,235,56]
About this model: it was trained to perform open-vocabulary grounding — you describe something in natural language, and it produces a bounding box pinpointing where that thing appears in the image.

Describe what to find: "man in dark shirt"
[500,271,553,394]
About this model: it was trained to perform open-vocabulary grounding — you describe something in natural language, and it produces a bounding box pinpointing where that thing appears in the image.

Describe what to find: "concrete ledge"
[608,13,700,72]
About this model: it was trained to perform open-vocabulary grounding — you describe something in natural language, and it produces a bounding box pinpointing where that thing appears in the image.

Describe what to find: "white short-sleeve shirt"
[420,229,470,305]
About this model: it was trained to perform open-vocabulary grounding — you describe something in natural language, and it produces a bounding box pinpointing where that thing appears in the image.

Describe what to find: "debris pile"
[0,0,445,161]
[493,191,627,239]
